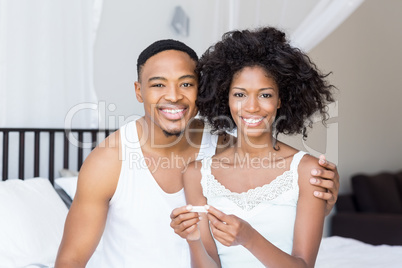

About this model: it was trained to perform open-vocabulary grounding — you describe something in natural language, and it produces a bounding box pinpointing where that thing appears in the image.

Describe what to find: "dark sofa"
[330,171,402,245]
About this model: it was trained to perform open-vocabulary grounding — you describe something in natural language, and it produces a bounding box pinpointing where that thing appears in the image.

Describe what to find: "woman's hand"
[206,206,255,248]
[170,205,203,241]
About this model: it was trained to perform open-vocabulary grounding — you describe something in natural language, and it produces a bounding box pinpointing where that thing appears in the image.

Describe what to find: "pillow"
[58,168,79,178]
[55,187,73,209]
[352,173,402,213]
[395,171,402,198]
[55,176,78,201]
[0,178,68,267]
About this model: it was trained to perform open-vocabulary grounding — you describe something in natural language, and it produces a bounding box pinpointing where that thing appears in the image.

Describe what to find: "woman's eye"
[234,92,245,97]
[182,83,192,87]
[261,93,272,98]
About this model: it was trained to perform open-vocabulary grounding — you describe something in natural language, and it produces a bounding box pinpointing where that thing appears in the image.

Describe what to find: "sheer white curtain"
[290,0,365,52]
[0,0,103,128]
[220,0,364,53]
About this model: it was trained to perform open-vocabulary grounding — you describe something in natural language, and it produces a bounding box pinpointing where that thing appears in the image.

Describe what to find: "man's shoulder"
[95,129,121,156]
[80,130,122,180]
[76,131,122,200]
[183,160,203,185]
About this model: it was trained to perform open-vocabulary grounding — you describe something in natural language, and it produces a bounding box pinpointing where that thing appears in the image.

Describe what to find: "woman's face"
[228,66,281,139]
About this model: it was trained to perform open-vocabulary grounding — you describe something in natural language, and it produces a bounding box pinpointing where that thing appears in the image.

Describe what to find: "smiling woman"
[197,27,334,144]
[170,26,336,268]
[228,66,281,138]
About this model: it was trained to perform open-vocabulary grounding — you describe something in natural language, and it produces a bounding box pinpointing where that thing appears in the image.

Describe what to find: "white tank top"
[88,119,218,268]
[200,151,307,268]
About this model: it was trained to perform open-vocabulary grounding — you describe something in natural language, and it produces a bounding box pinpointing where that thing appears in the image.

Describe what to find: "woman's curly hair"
[196,27,335,140]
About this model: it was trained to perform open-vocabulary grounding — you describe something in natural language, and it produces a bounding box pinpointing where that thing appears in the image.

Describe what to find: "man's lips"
[159,107,187,120]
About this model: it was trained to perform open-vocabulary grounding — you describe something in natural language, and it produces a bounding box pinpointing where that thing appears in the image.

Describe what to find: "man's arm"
[309,155,340,215]
[55,131,121,268]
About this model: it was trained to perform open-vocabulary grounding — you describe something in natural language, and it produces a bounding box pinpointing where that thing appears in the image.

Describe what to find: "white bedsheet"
[316,236,402,268]
[22,264,53,268]
[15,236,402,268]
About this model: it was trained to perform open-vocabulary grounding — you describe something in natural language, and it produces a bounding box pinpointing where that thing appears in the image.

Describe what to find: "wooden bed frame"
[0,128,115,184]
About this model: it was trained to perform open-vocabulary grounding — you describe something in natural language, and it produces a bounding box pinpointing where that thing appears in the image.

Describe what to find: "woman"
[170,27,335,267]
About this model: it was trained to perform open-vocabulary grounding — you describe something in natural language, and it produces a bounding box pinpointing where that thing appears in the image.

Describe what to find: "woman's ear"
[134,81,143,103]
[277,98,281,109]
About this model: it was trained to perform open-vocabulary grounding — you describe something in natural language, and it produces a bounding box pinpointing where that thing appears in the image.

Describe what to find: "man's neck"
[137,117,204,156]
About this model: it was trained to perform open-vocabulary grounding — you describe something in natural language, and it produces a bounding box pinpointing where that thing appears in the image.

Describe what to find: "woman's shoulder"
[275,142,320,177]
[298,153,320,171]
[296,153,322,193]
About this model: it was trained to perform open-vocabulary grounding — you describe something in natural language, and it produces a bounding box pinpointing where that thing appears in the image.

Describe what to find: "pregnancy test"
[190,206,208,213]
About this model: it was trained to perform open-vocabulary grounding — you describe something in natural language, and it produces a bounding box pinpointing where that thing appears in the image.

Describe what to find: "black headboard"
[0,128,115,184]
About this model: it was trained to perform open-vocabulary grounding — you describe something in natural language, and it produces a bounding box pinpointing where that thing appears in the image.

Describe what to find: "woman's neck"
[234,131,278,159]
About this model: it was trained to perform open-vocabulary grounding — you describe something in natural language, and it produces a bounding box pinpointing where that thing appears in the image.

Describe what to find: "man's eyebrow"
[148,75,196,82]
[148,76,167,82]
[179,74,197,80]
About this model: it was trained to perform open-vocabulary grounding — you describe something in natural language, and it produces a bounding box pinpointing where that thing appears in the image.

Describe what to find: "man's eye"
[152,84,164,88]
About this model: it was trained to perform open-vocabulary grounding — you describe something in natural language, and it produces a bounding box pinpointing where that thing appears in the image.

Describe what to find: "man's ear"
[134,81,143,103]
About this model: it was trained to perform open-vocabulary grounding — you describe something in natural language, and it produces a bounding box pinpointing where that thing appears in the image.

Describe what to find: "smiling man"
[135,48,199,138]
[55,39,339,268]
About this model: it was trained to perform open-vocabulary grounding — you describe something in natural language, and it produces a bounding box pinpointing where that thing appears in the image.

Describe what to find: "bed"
[1,128,402,268]
[316,236,402,267]
[0,127,112,268]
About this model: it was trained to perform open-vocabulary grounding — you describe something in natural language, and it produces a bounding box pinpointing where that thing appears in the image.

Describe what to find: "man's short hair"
[136,39,198,81]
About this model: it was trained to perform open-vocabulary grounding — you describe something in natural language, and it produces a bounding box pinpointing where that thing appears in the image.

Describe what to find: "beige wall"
[94,0,402,194]
[308,0,402,193]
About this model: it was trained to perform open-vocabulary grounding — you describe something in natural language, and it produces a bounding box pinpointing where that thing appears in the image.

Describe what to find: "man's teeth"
[243,117,263,124]
[162,109,184,114]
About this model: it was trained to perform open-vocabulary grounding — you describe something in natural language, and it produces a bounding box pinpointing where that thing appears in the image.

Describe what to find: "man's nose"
[164,85,183,102]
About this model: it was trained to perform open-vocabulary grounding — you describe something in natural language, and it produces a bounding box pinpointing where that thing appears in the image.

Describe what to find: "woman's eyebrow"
[231,86,275,91]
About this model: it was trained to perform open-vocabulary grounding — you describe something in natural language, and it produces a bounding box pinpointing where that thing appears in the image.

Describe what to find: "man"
[55,40,339,267]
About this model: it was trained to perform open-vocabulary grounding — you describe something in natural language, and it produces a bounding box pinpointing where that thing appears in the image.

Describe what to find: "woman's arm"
[206,154,326,268]
[291,155,327,266]
[170,161,221,268]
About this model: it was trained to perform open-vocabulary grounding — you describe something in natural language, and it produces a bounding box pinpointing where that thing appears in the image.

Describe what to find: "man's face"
[135,50,198,136]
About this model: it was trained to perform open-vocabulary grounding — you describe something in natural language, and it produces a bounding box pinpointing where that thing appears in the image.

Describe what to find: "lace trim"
[201,170,297,211]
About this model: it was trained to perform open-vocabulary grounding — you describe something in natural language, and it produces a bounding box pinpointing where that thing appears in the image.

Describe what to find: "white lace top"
[200,151,307,268]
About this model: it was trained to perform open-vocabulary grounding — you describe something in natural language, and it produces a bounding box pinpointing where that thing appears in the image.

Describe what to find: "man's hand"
[309,155,340,216]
